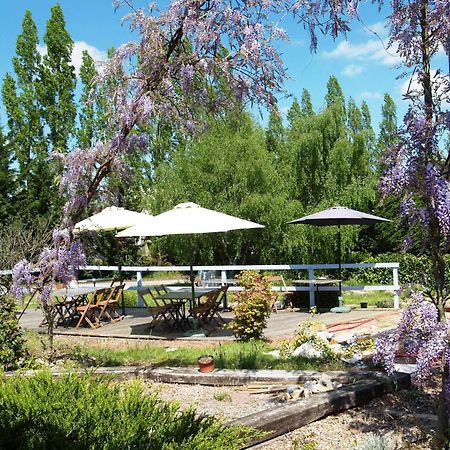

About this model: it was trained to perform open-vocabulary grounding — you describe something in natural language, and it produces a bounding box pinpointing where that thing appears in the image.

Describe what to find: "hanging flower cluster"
[374,292,450,386]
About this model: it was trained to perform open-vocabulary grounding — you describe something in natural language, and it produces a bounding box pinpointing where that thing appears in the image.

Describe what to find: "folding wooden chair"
[97,285,124,323]
[141,287,176,329]
[189,286,228,333]
[266,275,292,313]
[76,289,106,328]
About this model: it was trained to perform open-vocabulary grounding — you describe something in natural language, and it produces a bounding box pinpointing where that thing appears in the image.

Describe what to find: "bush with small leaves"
[227,271,273,341]
[0,371,258,449]
[0,294,27,371]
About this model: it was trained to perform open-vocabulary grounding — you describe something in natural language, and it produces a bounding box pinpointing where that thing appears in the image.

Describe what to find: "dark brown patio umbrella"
[288,206,390,301]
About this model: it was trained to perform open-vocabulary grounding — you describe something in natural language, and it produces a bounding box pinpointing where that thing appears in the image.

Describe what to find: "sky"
[1,1,448,133]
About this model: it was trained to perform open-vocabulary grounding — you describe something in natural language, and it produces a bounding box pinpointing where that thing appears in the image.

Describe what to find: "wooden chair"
[189,286,228,333]
[76,289,107,328]
[141,287,176,329]
[266,275,292,313]
[97,285,124,323]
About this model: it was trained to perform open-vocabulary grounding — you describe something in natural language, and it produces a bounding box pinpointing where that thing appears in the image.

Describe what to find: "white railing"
[81,262,400,309]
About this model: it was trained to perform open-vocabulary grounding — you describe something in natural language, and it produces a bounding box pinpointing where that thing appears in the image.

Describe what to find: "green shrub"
[0,371,257,449]
[347,252,450,286]
[227,271,272,341]
[0,295,27,371]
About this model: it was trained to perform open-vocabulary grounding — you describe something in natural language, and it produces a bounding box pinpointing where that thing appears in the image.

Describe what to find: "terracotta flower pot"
[197,355,215,373]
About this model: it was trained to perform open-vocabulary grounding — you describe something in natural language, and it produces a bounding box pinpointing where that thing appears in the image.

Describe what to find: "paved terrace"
[19,306,400,342]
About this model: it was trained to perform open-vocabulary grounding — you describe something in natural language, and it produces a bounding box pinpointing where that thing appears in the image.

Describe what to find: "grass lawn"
[342,290,396,308]
[24,332,346,371]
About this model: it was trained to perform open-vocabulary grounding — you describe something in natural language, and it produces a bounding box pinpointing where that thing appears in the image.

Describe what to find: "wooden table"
[154,287,219,330]
[47,286,102,327]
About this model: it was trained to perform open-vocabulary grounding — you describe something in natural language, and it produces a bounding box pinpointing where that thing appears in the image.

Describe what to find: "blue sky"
[1,1,447,133]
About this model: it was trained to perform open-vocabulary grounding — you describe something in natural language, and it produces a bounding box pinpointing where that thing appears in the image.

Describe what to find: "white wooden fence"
[80,262,400,309]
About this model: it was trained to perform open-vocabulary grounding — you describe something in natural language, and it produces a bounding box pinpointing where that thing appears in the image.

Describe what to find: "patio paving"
[19,306,400,341]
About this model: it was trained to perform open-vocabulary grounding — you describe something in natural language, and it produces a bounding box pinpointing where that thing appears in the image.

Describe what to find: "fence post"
[221,269,228,309]
[137,271,143,307]
[393,266,399,309]
[308,268,315,308]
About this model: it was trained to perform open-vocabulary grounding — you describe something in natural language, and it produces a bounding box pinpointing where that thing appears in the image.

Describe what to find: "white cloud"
[358,91,383,100]
[401,69,448,99]
[342,63,364,77]
[362,21,388,38]
[323,39,401,67]
[37,41,107,76]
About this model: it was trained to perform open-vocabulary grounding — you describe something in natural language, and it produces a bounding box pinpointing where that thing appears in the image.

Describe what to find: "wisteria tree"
[371,0,450,439]
[10,0,450,437]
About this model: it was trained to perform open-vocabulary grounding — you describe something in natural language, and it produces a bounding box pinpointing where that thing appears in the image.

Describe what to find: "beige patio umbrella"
[116,202,264,304]
[74,206,153,314]
[74,206,152,233]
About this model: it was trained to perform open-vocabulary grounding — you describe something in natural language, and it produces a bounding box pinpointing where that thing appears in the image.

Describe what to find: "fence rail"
[80,263,400,309]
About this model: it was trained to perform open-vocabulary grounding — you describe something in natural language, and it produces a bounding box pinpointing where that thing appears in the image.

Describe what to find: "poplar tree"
[0,126,13,224]
[77,50,109,149]
[378,93,398,150]
[39,4,76,153]
[265,105,285,156]
[286,97,301,128]
[1,11,53,219]
[300,88,314,117]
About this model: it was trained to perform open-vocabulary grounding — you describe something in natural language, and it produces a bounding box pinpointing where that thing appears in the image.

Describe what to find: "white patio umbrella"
[74,206,152,314]
[74,206,152,233]
[116,202,264,304]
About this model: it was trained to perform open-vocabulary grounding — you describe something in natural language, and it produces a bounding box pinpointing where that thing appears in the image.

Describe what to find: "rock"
[292,342,323,359]
[291,388,304,400]
[281,392,291,402]
[316,331,333,342]
[302,388,312,398]
[265,350,280,358]
[342,355,362,365]
[165,347,178,352]
[318,379,334,392]
[330,306,352,313]
[329,343,343,353]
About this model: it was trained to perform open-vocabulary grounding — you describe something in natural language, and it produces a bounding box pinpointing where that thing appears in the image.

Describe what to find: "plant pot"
[197,355,215,373]
[360,302,368,309]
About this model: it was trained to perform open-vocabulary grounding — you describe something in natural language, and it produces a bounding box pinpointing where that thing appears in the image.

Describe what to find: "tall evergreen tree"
[39,4,76,152]
[0,126,13,224]
[287,97,301,128]
[266,105,285,156]
[77,51,97,149]
[378,93,398,150]
[300,88,314,116]
[325,75,346,118]
[77,50,109,149]
[347,98,363,134]
[1,11,54,219]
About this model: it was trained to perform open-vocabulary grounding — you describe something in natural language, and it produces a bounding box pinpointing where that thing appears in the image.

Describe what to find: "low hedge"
[347,252,450,286]
[0,372,256,449]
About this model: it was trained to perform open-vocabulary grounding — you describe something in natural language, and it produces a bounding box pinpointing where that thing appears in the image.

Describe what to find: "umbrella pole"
[116,232,125,316]
[189,235,195,310]
[338,221,342,306]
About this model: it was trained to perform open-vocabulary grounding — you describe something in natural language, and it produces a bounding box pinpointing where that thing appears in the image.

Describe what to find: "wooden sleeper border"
[231,372,410,448]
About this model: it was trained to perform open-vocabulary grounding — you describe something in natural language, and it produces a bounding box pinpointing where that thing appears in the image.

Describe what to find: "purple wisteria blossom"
[374,292,449,386]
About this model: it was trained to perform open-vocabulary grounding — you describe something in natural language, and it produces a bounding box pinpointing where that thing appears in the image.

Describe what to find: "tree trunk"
[420,0,449,439]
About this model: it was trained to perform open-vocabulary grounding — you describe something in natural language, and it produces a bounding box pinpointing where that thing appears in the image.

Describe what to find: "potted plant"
[197,355,215,373]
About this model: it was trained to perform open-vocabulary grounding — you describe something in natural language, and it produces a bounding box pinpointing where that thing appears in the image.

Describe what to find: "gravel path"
[141,378,436,450]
